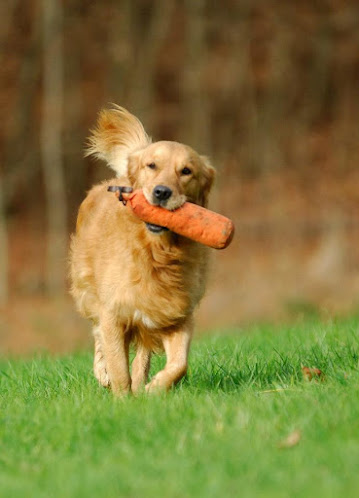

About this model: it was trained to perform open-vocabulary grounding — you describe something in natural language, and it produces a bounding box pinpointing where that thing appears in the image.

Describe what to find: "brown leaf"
[278,429,301,449]
[301,366,324,381]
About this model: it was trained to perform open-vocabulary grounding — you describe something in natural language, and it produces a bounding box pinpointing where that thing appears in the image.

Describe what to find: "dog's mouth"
[143,189,187,211]
[145,223,169,234]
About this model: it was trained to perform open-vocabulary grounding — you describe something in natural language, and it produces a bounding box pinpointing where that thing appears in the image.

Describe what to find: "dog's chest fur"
[110,234,208,329]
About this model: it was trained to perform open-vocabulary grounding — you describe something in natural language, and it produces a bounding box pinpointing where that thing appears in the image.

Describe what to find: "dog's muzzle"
[152,185,172,205]
[146,185,176,233]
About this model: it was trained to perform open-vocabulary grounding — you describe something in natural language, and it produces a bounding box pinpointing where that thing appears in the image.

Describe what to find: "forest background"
[1,0,359,353]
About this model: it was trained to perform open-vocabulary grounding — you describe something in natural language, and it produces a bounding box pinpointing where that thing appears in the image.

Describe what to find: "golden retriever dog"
[69,106,215,396]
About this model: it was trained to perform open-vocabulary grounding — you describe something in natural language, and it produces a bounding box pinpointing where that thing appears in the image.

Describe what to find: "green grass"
[1,317,359,498]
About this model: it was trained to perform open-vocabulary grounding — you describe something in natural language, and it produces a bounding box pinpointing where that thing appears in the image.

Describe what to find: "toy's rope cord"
[107,186,133,205]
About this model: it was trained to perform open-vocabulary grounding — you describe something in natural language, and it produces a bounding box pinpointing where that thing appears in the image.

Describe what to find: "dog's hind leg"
[131,344,151,394]
[93,325,110,388]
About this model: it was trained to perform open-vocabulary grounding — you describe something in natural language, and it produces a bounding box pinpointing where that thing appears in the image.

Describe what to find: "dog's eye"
[147,162,156,170]
[181,167,192,176]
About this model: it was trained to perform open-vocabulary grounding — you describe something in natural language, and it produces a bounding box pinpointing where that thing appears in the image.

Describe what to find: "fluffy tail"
[85,105,151,177]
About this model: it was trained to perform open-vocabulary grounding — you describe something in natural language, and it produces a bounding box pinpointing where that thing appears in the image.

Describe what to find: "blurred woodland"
[1,0,359,352]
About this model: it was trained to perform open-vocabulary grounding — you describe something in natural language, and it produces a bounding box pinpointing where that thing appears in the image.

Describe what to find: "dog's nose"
[153,185,172,201]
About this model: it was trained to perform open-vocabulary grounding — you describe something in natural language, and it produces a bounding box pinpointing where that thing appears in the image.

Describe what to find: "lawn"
[1,317,359,498]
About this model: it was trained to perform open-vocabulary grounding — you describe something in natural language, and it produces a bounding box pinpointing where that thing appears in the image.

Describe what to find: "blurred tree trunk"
[256,15,289,173]
[63,54,85,222]
[107,0,132,103]
[216,2,252,171]
[0,0,19,304]
[0,173,7,304]
[41,0,67,296]
[128,0,175,129]
[181,0,210,155]
[3,3,41,207]
[292,20,332,171]
[332,67,354,171]
[63,8,86,222]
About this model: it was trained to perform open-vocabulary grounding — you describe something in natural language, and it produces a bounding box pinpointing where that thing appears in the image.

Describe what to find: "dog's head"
[87,106,215,232]
[127,141,215,210]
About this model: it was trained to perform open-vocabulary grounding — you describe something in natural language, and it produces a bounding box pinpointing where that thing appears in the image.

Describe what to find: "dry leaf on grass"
[301,366,324,382]
[278,430,301,449]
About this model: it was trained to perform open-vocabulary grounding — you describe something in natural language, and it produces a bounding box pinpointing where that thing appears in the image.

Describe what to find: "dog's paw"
[145,376,167,394]
[94,357,110,388]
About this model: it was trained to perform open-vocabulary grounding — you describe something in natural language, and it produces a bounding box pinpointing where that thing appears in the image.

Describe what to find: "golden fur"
[69,106,215,395]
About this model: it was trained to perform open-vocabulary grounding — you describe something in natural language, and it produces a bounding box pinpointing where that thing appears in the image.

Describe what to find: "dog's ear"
[85,105,151,177]
[199,156,216,207]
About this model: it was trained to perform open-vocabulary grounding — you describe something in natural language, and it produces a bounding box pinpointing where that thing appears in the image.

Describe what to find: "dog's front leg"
[99,312,131,396]
[146,319,193,393]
